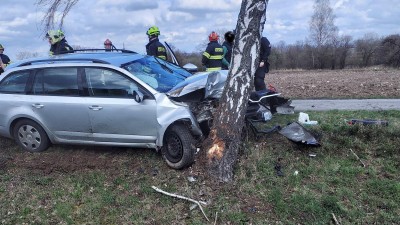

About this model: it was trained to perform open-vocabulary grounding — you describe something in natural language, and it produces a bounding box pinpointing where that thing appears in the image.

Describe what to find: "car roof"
[6,50,146,70]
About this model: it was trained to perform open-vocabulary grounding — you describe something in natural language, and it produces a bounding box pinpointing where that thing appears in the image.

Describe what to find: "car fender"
[154,93,202,147]
[2,102,55,142]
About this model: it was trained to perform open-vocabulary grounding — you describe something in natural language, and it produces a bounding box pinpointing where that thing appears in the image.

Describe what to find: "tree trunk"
[205,0,268,182]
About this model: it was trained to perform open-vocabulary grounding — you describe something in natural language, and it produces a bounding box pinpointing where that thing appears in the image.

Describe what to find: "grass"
[0,110,399,224]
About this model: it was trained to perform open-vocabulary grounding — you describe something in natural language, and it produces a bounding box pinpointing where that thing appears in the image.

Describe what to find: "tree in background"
[16,52,40,60]
[269,41,285,70]
[355,33,381,67]
[379,34,400,67]
[205,0,268,182]
[37,0,79,33]
[308,0,338,69]
[335,35,353,69]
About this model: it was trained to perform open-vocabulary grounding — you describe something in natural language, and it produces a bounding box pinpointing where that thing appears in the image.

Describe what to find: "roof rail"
[17,58,110,67]
[64,48,137,54]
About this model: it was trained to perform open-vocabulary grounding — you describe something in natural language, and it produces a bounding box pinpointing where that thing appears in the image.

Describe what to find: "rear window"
[0,71,30,94]
[33,68,79,96]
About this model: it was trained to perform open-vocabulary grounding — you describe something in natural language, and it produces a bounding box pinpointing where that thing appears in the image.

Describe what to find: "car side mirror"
[183,63,198,74]
[132,90,144,103]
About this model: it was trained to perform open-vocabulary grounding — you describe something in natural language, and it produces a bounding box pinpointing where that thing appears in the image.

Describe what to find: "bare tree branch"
[151,186,209,221]
[36,0,79,34]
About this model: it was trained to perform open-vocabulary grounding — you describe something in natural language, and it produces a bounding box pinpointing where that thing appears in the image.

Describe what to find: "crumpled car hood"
[167,70,228,101]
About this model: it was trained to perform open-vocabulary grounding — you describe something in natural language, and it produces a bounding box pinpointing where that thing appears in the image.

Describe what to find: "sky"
[1,0,400,60]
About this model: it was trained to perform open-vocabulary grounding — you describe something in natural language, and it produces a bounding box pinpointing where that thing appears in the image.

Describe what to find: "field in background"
[1,69,399,224]
[269,67,400,99]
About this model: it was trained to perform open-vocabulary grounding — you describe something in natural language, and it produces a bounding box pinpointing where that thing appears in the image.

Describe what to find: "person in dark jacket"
[222,31,235,70]
[46,30,73,55]
[0,44,11,74]
[254,36,271,91]
[145,26,167,60]
[202,31,224,72]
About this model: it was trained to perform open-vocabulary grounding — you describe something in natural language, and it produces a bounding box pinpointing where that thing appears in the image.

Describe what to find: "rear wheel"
[162,124,196,169]
[13,119,50,152]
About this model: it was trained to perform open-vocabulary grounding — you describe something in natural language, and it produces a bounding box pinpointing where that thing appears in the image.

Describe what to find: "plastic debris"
[187,176,197,182]
[278,122,320,146]
[298,112,318,125]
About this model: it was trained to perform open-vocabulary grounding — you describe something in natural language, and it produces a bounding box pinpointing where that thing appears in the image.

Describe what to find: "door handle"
[32,103,44,109]
[89,105,103,111]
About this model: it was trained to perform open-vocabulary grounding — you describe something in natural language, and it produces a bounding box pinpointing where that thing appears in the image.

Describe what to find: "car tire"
[162,124,196,169]
[13,119,50,152]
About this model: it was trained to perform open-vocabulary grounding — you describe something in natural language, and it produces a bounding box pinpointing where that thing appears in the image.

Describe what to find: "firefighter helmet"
[208,31,219,41]
[104,39,112,45]
[146,26,160,37]
[0,44,4,50]
[46,30,65,44]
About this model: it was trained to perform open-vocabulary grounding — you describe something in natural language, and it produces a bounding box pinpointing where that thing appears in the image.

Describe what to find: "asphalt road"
[291,99,400,111]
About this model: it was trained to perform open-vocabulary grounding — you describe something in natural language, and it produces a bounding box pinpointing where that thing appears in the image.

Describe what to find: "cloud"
[1,0,399,60]
[170,0,241,12]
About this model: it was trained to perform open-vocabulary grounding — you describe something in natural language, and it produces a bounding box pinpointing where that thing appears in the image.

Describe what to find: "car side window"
[0,71,30,94]
[33,68,79,96]
[85,68,140,98]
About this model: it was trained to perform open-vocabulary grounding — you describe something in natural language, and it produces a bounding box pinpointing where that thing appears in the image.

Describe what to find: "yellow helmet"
[46,30,65,44]
[146,26,160,37]
[0,44,4,50]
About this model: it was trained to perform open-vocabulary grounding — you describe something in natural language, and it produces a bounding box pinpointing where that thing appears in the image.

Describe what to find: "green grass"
[0,110,399,224]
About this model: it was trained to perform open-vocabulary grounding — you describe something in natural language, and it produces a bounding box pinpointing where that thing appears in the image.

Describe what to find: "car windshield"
[123,56,191,93]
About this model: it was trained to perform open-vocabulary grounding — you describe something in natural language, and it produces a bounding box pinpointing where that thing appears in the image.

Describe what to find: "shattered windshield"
[123,56,191,93]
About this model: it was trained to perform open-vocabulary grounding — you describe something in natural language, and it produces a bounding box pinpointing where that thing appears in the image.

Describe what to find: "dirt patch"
[268,68,400,99]
[4,144,159,176]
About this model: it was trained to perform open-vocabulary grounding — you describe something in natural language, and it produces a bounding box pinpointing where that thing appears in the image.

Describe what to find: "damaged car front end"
[166,70,291,135]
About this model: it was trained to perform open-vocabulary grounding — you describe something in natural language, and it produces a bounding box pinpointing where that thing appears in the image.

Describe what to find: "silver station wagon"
[0,49,274,169]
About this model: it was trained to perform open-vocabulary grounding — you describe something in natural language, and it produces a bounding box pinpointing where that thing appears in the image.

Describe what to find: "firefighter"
[46,30,73,55]
[222,31,235,70]
[202,31,223,72]
[254,36,271,91]
[145,26,167,60]
[0,44,11,74]
[104,39,116,52]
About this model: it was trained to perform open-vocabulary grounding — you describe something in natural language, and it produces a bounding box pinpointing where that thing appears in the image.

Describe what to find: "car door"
[84,67,158,144]
[30,67,92,141]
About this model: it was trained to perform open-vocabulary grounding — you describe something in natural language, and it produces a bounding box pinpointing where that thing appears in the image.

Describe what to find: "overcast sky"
[1,0,400,60]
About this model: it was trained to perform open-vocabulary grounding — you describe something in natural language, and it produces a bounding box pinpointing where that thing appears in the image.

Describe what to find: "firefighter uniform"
[146,26,167,60]
[49,38,73,55]
[146,38,167,60]
[202,32,223,72]
[0,44,11,74]
[46,30,73,56]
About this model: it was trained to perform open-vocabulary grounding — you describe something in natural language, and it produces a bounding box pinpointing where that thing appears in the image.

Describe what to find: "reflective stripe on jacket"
[202,41,223,71]
[146,38,167,60]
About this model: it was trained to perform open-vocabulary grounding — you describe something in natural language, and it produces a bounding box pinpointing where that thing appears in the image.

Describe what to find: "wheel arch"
[9,117,54,143]
[156,118,197,150]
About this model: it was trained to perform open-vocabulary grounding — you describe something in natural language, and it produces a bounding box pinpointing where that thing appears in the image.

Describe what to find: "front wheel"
[13,119,50,152]
[162,124,196,169]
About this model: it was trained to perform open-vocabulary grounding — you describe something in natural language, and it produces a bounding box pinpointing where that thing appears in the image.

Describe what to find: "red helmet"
[208,32,219,41]
[104,39,112,45]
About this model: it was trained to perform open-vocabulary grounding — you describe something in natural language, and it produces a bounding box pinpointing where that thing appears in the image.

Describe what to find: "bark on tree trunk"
[205,0,268,182]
